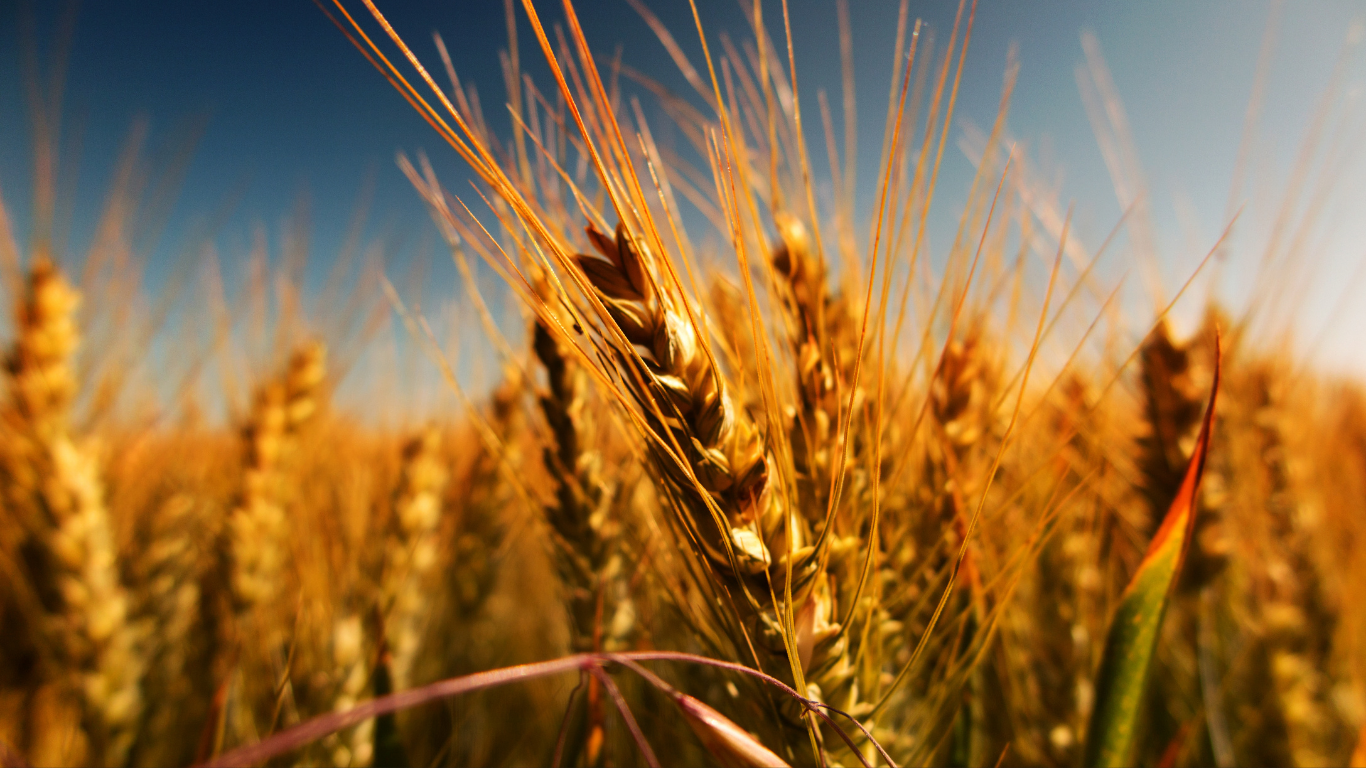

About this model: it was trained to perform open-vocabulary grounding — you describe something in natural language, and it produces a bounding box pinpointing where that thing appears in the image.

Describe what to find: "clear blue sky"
[1,1,1363,380]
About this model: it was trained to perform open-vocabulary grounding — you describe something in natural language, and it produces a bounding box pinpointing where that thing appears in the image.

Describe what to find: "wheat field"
[2,1,1365,767]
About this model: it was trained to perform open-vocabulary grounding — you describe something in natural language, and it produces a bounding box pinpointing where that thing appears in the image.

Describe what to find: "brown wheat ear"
[575,222,811,590]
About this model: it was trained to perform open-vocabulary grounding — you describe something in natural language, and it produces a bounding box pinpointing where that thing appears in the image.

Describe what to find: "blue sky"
[1,0,1364,384]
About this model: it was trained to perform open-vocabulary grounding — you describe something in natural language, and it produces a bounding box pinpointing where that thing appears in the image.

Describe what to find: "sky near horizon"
[1,0,1364,388]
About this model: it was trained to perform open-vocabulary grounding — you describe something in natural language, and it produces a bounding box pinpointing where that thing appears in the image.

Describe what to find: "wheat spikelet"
[1134,319,1228,587]
[1238,365,1343,767]
[401,374,531,768]
[572,220,840,761]
[575,222,806,590]
[227,340,327,619]
[1137,322,1201,501]
[324,613,374,768]
[930,330,997,455]
[381,425,447,691]
[0,256,144,767]
[207,340,329,755]
[226,382,290,618]
[767,216,896,759]
[770,215,860,527]
[532,271,643,766]
[126,493,205,767]
[988,371,1108,765]
[924,326,1004,765]
[533,273,636,657]
[924,325,1002,595]
[448,373,523,618]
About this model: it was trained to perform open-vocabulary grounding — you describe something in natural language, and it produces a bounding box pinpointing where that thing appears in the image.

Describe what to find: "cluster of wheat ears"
[2,0,1366,766]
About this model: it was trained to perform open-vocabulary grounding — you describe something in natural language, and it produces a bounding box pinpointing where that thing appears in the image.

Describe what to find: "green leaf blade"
[1083,337,1222,768]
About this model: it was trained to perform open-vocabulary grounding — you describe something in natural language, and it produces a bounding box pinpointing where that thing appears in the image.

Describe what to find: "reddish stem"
[198,650,895,768]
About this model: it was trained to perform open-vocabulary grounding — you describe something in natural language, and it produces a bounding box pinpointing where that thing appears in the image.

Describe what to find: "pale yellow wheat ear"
[324,613,373,768]
[205,338,329,753]
[381,425,447,692]
[440,370,526,625]
[226,340,327,622]
[125,490,210,768]
[0,256,144,768]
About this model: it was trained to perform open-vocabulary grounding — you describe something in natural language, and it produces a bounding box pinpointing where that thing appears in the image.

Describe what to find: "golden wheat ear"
[1,258,146,768]
[381,425,447,692]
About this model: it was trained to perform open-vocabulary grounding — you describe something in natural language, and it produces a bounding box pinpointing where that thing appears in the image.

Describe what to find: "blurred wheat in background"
[2,0,1366,766]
